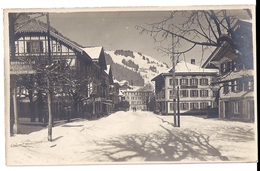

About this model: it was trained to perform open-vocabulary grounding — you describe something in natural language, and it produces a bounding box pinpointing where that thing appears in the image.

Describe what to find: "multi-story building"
[151,60,218,114]
[122,83,154,111]
[82,47,113,117]
[9,16,115,128]
[10,17,94,123]
[202,20,254,122]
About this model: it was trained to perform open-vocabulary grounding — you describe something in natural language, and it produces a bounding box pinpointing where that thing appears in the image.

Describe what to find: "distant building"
[124,88,154,111]
[151,60,218,114]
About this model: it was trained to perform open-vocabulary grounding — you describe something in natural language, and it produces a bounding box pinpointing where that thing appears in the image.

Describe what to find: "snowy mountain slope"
[105,50,169,84]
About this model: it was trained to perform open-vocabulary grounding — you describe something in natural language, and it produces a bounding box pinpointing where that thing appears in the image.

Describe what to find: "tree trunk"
[37,90,44,122]
[29,90,35,122]
[47,78,52,142]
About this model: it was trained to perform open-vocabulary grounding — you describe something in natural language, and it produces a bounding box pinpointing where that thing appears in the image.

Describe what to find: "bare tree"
[136,9,253,69]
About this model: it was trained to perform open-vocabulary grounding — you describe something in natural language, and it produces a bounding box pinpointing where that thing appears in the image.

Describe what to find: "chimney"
[191,59,195,65]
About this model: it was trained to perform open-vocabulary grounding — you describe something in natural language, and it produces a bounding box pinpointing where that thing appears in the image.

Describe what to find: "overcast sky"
[36,8,251,65]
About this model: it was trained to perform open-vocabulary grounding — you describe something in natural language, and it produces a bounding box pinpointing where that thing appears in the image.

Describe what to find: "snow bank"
[6,111,257,165]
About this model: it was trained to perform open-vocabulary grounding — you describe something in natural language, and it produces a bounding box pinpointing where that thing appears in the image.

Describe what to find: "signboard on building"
[10,61,36,75]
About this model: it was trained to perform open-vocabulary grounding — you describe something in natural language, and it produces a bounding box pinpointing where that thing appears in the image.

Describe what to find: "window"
[190,78,198,85]
[170,103,175,111]
[169,90,175,99]
[200,102,209,109]
[180,78,188,85]
[223,82,229,94]
[169,79,178,86]
[190,90,198,97]
[200,90,208,97]
[180,90,189,97]
[26,41,44,53]
[245,80,254,91]
[232,80,240,92]
[221,61,231,74]
[200,78,208,85]
[190,103,199,110]
[234,101,240,114]
[232,60,238,71]
[180,103,189,110]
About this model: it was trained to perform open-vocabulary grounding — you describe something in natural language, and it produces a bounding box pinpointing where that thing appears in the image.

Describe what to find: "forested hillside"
[105,53,144,86]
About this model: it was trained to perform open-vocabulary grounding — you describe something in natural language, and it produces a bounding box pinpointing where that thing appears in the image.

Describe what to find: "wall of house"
[163,74,216,114]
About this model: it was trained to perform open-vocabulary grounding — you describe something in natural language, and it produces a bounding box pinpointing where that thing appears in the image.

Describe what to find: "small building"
[151,60,218,114]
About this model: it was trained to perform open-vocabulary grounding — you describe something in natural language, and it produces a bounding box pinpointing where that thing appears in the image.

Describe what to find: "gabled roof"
[15,19,85,54]
[202,19,253,68]
[82,46,103,61]
[82,46,107,70]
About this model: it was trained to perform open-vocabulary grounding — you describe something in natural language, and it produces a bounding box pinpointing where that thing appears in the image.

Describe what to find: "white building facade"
[152,61,218,114]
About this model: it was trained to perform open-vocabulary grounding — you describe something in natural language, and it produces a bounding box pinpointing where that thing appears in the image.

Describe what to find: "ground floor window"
[170,102,175,111]
[180,103,189,110]
[233,101,240,114]
[190,102,199,110]
[200,102,209,109]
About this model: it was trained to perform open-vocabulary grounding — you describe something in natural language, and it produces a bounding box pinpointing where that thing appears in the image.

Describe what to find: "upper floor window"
[180,90,189,97]
[232,80,240,92]
[200,90,209,97]
[245,79,254,91]
[223,82,230,94]
[169,90,175,99]
[220,61,232,74]
[26,41,44,53]
[190,90,198,97]
[190,78,198,86]
[169,79,178,86]
[180,78,188,86]
[200,78,208,86]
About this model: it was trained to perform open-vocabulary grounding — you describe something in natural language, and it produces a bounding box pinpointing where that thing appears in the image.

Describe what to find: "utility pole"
[172,29,177,127]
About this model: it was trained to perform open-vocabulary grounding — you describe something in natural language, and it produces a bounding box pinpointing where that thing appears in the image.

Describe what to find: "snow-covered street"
[6,111,257,165]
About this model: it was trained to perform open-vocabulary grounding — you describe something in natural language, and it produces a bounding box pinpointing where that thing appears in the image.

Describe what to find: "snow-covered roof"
[167,61,218,73]
[82,46,103,60]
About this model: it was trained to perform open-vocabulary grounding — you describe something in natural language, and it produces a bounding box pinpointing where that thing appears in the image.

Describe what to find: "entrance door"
[249,100,254,122]
[224,101,229,119]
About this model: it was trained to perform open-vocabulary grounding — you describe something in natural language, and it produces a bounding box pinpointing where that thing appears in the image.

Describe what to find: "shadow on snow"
[91,125,230,162]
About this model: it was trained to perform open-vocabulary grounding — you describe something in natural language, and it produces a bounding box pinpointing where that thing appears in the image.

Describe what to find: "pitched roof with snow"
[168,61,218,73]
[82,46,103,61]
[152,61,218,81]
